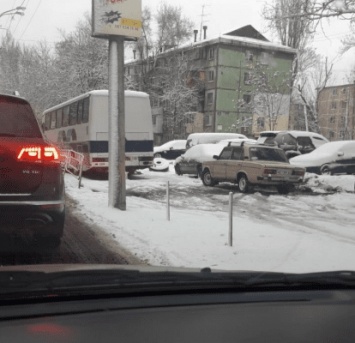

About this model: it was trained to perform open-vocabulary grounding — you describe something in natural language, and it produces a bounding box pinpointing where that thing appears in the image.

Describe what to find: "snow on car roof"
[183,143,225,161]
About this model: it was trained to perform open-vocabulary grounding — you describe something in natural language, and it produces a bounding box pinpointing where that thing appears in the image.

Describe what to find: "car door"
[212,147,233,179]
[225,147,243,181]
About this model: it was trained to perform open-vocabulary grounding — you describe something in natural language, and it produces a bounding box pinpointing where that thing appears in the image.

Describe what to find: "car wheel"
[320,165,332,175]
[238,174,249,193]
[175,164,182,175]
[277,185,290,195]
[202,169,216,187]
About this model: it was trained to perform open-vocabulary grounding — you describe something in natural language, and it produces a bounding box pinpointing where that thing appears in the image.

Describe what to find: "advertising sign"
[92,0,142,39]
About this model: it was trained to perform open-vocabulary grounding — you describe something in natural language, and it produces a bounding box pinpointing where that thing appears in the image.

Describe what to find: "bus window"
[69,102,78,125]
[44,113,51,130]
[56,108,63,128]
[77,100,83,124]
[82,97,89,123]
[50,111,56,129]
[62,106,69,127]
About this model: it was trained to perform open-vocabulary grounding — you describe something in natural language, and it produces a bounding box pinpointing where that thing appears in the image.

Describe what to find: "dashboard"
[1,288,355,342]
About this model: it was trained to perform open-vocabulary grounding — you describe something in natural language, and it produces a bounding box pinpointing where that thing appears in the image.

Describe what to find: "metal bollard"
[166,181,170,221]
[228,192,233,246]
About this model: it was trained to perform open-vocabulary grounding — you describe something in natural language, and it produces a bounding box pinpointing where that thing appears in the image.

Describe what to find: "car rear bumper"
[256,176,304,185]
[0,200,65,238]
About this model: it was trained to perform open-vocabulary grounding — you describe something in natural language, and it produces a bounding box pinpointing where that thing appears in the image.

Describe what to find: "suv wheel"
[202,169,216,187]
[238,175,249,193]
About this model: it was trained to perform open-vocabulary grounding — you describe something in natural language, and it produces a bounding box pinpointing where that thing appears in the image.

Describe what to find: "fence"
[61,149,84,188]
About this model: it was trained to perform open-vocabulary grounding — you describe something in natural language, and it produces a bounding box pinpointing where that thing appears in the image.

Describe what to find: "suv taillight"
[17,146,60,162]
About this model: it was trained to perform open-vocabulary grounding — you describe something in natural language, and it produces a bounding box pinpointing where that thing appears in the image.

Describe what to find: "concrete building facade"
[125,25,296,144]
[318,84,355,141]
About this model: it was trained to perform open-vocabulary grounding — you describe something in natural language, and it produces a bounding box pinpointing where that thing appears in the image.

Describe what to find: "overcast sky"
[0,0,353,83]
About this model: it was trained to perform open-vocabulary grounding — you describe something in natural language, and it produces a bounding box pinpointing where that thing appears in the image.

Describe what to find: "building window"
[257,117,265,128]
[329,116,335,123]
[332,88,338,96]
[341,101,347,109]
[339,130,345,139]
[244,72,252,85]
[152,115,156,125]
[340,116,345,124]
[208,70,215,81]
[260,52,269,65]
[208,48,215,60]
[331,102,337,109]
[243,94,251,104]
[245,50,253,62]
[204,114,212,126]
[206,92,214,105]
[329,130,335,138]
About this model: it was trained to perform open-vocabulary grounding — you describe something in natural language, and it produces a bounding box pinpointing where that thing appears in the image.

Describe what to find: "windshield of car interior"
[0,0,354,293]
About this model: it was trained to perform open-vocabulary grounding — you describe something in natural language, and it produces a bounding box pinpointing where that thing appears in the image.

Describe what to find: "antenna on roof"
[199,1,210,41]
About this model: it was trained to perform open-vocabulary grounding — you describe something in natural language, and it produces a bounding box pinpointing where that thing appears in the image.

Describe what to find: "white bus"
[42,90,154,175]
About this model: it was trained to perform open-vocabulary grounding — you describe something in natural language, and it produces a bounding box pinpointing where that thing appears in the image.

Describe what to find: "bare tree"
[296,56,334,132]
[53,13,108,101]
[155,3,194,52]
[156,53,203,140]
[280,0,355,21]
[244,63,293,131]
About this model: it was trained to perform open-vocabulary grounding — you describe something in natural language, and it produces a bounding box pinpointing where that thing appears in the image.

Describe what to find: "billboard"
[92,0,142,39]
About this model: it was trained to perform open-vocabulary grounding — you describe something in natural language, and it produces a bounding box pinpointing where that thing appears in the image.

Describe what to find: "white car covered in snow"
[153,140,187,160]
[174,143,225,177]
[289,140,355,175]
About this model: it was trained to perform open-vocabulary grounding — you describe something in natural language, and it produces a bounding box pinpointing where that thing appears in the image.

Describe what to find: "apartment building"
[125,25,296,144]
[318,84,355,141]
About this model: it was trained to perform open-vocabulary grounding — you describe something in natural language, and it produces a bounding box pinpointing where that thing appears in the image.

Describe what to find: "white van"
[186,132,248,149]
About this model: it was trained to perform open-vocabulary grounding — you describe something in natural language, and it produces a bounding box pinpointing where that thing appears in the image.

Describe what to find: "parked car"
[289,140,355,175]
[186,132,248,149]
[174,143,225,177]
[201,142,305,194]
[257,130,329,158]
[149,157,170,172]
[0,93,65,248]
[154,140,187,159]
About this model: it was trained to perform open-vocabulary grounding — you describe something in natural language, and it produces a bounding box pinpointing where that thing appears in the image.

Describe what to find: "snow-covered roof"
[125,26,296,65]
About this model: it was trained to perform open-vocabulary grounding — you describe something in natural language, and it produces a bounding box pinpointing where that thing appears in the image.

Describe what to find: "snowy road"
[64,165,355,272]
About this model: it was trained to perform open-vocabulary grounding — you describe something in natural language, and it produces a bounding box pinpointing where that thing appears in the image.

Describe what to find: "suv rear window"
[0,96,42,138]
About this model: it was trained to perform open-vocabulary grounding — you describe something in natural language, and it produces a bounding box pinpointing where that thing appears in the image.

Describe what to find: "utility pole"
[92,0,142,211]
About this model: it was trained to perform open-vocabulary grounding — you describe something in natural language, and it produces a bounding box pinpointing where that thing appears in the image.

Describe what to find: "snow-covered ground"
[65,164,355,273]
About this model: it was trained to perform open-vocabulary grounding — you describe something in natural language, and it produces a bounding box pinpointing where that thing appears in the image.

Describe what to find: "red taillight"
[263,168,277,175]
[17,146,59,162]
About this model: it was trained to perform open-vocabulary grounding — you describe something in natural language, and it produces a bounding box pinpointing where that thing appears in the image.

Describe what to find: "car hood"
[289,152,335,167]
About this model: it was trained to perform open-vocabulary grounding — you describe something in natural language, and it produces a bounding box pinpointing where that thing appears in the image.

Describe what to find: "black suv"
[0,94,65,248]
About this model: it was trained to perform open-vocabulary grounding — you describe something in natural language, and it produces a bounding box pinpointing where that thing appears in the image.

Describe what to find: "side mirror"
[213,155,219,160]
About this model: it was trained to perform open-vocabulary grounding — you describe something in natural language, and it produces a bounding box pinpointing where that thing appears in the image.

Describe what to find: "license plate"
[277,169,290,175]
